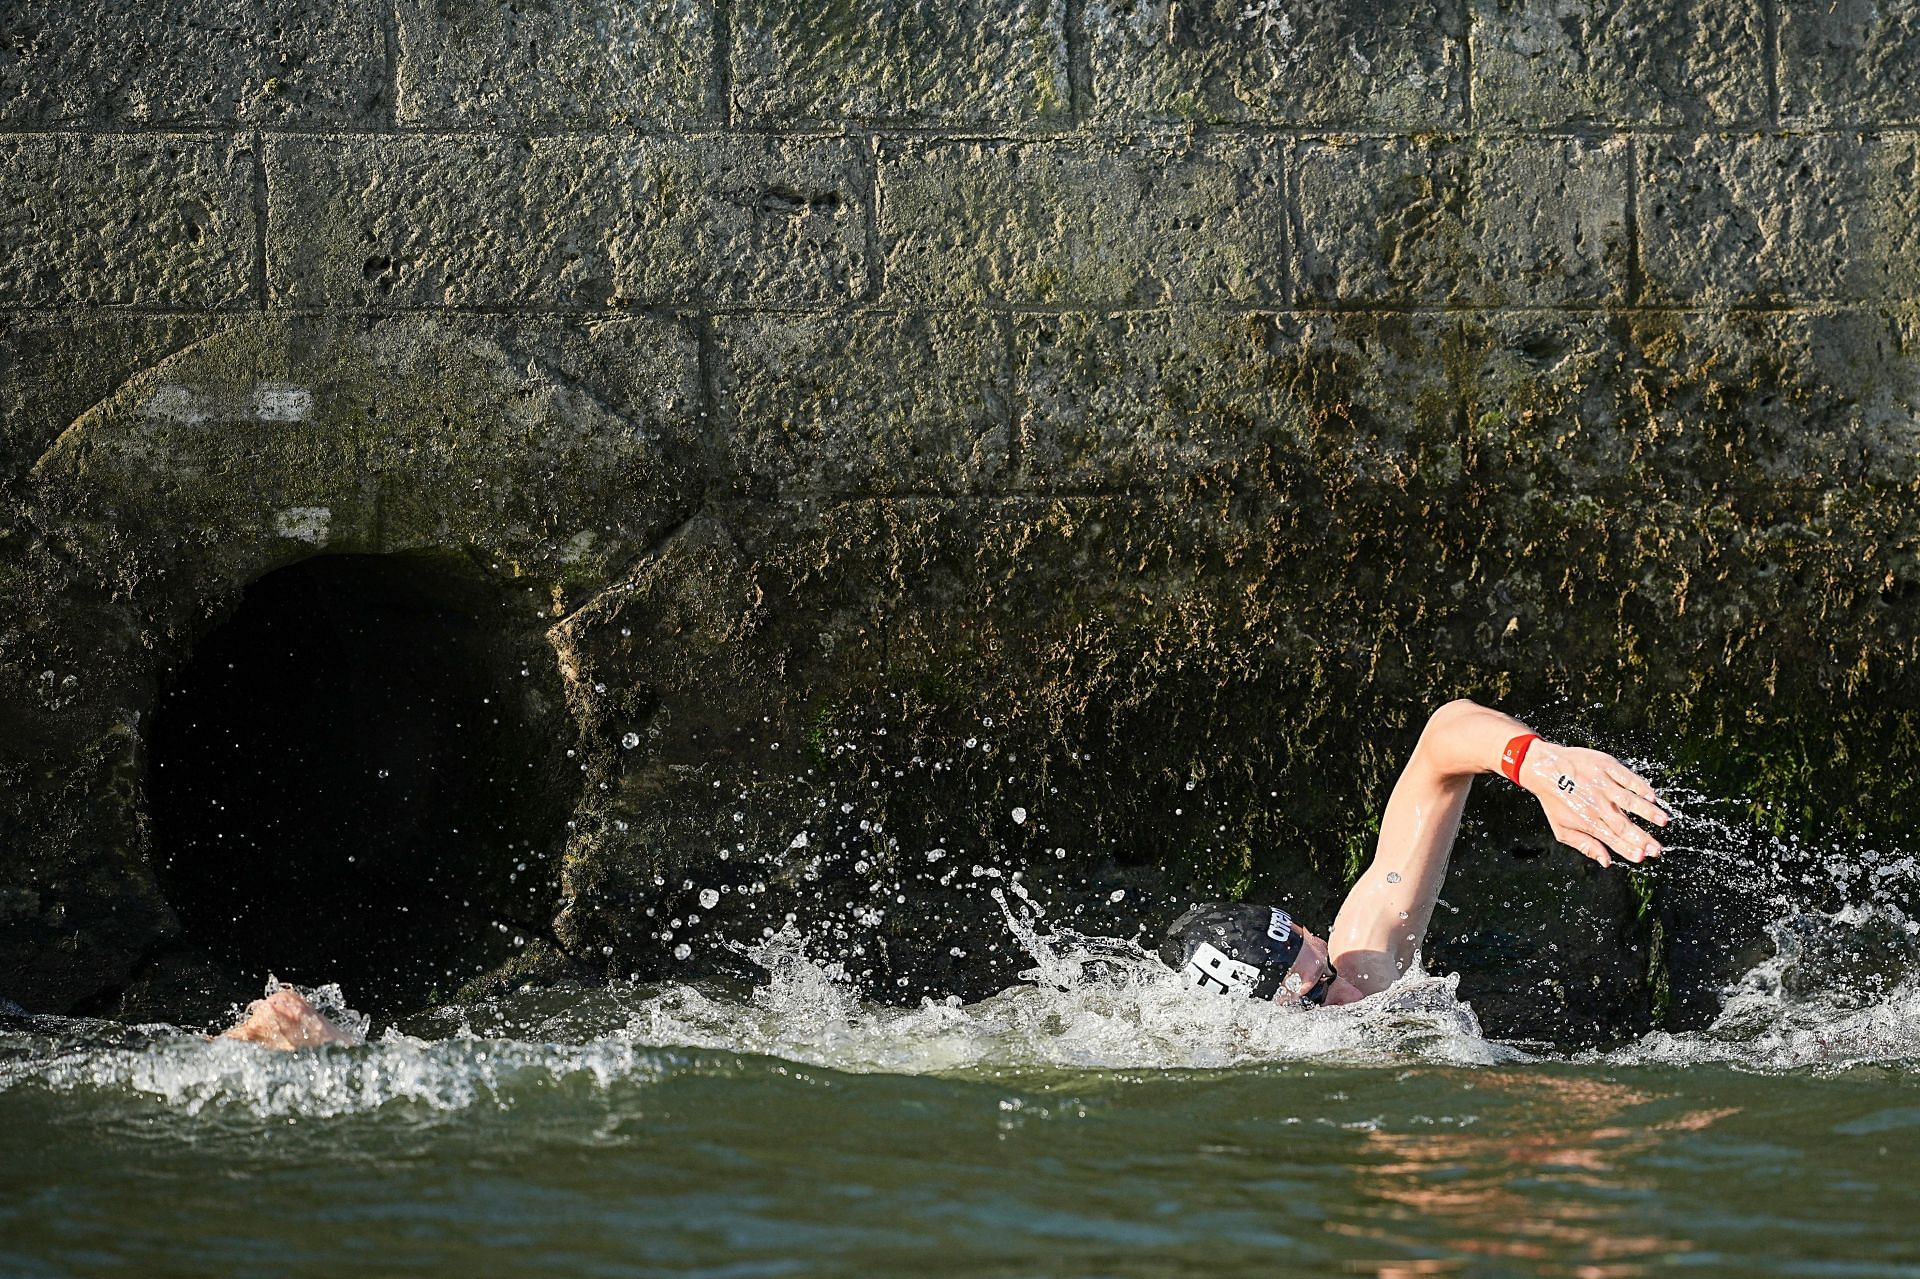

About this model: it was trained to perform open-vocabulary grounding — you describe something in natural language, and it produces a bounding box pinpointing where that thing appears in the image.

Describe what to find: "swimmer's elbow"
[1410,699,1479,773]
[1426,697,1484,730]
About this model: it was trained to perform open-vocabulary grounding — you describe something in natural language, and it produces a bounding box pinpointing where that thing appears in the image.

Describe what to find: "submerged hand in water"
[220,987,359,1051]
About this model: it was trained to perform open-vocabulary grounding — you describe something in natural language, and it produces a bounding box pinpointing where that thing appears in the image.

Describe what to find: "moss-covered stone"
[712,309,1011,496]
[5,0,1920,1050]
[395,0,717,127]
[732,0,1070,126]
[0,135,257,308]
[878,138,1289,305]
[1470,0,1767,128]
[1085,0,1464,127]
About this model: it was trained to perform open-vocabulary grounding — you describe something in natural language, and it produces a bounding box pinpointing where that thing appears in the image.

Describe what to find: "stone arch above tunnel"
[3,313,708,1018]
[30,313,702,620]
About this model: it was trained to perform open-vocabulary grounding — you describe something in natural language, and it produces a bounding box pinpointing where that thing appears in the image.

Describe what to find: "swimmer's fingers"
[1553,790,1651,865]
[1604,762,1669,824]
[1599,782,1666,856]
[1562,829,1614,868]
[1588,802,1657,864]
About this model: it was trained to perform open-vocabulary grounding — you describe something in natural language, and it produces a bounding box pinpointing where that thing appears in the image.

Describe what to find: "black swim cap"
[1160,902,1307,1001]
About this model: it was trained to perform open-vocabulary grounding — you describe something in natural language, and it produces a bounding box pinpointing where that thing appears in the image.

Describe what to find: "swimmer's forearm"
[1328,701,1499,991]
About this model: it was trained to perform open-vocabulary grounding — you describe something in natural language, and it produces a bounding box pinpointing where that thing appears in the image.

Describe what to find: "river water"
[4,900,1918,1278]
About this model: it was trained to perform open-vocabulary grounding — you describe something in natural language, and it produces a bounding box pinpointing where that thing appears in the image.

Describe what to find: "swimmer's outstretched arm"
[1327,699,1667,997]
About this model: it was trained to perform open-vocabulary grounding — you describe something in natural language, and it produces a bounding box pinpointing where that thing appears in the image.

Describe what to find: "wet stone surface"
[731,0,1070,126]
[1085,0,1464,127]
[266,134,870,308]
[394,0,717,126]
[1469,0,1768,127]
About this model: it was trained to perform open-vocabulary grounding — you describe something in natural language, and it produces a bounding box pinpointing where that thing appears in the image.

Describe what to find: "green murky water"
[4,921,1918,1278]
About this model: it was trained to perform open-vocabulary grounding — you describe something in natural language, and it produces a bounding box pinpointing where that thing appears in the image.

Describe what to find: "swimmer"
[1162,698,1668,1006]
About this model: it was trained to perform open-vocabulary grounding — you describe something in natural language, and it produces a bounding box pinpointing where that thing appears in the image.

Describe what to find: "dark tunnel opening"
[148,553,578,1021]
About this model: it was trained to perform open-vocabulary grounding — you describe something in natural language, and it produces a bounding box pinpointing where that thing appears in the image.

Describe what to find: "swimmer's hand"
[1519,741,1668,867]
[219,988,358,1051]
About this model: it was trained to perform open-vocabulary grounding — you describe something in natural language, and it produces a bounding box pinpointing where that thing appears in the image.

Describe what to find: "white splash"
[1608,904,1920,1073]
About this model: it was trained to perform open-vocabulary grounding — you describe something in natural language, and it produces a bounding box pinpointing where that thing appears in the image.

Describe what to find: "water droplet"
[1109,889,1126,903]
[1398,911,1409,920]
[1012,807,1028,825]
[698,888,719,910]
[621,731,640,749]
[965,737,979,749]
[673,944,691,960]
[1386,871,1402,884]
[376,769,390,779]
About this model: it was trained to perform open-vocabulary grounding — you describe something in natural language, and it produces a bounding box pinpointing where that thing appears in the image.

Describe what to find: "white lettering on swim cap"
[1181,941,1260,997]
[1267,909,1295,942]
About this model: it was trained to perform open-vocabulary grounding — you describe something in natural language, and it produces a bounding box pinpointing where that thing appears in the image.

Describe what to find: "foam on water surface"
[10,896,1920,1124]
[7,763,1920,1120]
[0,906,1509,1118]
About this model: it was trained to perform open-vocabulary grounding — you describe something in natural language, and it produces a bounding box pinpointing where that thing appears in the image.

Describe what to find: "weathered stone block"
[1782,0,1920,124]
[1471,0,1767,127]
[1295,136,1628,304]
[1637,135,1920,303]
[712,310,1010,496]
[878,138,1287,305]
[396,0,717,126]
[1085,0,1463,126]
[0,0,387,127]
[267,134,868,307]
[0,136,257,309]
[732,0,1069,125]
[1015,310,1460,490]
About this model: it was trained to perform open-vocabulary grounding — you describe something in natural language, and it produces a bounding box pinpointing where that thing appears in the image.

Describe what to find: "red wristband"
[1500,733,1538,785]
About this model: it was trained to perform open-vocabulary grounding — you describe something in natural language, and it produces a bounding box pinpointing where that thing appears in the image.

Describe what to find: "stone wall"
[3,0,1918,1042]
